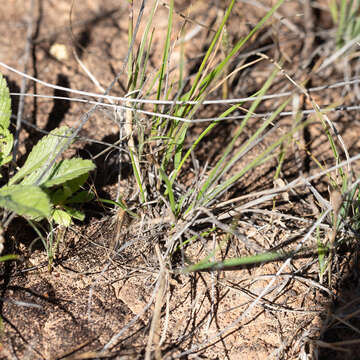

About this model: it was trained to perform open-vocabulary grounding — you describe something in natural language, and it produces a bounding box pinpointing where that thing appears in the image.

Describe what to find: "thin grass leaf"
[99,197,137,218]
[191,68,279,208]
[0,254,19,262]
[317,225,327,280]
[178,0,237,106]
[329,0,338,23]
[314,110,345,183]
[205,119,311,206]
[274,143,286,180]
[185,0,286,108]
[170,103,240,184]
[176,226,217,251]
[139,28,155,89]
[162,0,238,168]
[152,0,173,133]
[159,167,176,216]
[184,251,285,273]
[129,147,145,203]
[127,2,134,91]
[336,0,347,47]
[27,219,49,258]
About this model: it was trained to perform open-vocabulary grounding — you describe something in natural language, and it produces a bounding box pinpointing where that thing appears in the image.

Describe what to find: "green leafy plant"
[0,72,95,248]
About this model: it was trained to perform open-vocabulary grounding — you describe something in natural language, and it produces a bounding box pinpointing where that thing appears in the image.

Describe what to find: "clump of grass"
[62,0,356,280]
[329,0,360,49]
[123,0,290,215]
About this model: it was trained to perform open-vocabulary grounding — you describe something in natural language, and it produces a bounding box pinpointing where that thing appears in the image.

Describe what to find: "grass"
[2,0,360,358]
[329,0,360,49]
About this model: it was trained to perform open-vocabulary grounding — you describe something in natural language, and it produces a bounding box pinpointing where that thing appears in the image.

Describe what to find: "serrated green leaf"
[0,185,51,219]
[52,209,72,226]
[43,158,95,188]
[0,74,13,166]
[0,132,13,167]
[10,126,72,185]
[0,73,11,131]
[47,173,91,206]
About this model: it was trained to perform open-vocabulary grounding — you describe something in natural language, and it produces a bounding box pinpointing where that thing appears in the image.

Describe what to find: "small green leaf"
[63,205,85,221]
[0,127,13,166]
[52,209,72,226]
[43,158,95,188]
[49,172,90,205]
[48,185,73,205]
[65,172,89,194]
[10,126,72,185]
[0,74,13,166]
[47,172,92,206]
[0,73,11,130]
[0,185,51,219]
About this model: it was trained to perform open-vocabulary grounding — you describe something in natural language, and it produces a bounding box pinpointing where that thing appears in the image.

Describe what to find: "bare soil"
[1,1,360,359]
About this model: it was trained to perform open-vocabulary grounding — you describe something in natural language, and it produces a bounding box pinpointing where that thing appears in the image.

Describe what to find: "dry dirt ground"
[1,1,360,359]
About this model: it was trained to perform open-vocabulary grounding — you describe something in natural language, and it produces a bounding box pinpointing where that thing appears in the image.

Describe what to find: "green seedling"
[0,73,95,258]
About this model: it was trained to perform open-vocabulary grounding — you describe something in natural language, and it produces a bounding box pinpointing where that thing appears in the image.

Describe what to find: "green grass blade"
[317,225,327,281]
[176,226,217,251]
[99,198,137,218]
[161,0,237,167]
[139,28,155,89]
[135,0,157,89]
[179,0,236,105]
[170,103,241,184]
[329,0,338,23]
[336,0,347,47]
[182,0,285,107]
[192,68,279,207]
[129,148,145,203]
[164,0,285,170]
[0,254,19,262]
[152,0,173,133]
[223,98,291,178]
[159,167,176,216]
[184,250,285,273]
[205,119,311,205]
